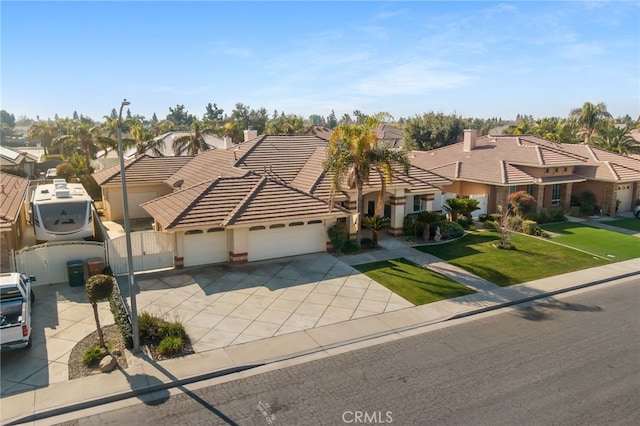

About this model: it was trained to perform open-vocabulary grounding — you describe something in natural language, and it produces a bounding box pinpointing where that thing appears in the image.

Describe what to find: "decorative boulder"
[99,355,117,373]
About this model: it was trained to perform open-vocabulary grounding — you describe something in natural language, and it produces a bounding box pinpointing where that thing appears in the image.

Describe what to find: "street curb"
[449,270,640,320]
[5,271,638,425]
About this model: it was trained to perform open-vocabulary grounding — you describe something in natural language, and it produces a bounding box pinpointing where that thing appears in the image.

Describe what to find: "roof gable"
[0,172,30,227]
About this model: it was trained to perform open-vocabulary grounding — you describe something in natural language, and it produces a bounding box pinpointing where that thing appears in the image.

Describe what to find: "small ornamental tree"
[417,211,441,241]
[508,191,536,218]
[86,274,114,348]
[363,215,389,247]
[443,198,466,222]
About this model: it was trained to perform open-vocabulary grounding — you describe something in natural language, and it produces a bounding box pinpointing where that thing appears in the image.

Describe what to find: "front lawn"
[541,222,640,261]
[604,218,640,233]
[354,258,475,305]
[416,231,608,287]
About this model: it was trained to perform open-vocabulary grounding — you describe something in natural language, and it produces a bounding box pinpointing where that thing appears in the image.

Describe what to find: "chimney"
[463,129,478,152]
[243,128,258,142]
[223,136,233,149]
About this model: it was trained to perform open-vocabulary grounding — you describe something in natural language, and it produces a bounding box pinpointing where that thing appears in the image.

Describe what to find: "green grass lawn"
[354,258,476,305]
[604,218,640,233]
[541,222,640,261]
[415,231,609,287]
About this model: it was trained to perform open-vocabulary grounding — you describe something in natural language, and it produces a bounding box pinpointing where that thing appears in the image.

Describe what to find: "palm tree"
[27,120,59,155]
[591,125,640,155]
[324,117,409,245]
[569,102,613,144]
[172,120,213,156]
[130,121,165,156]
[443,198,466,222]
[54,122,115,172]
[362,216,389,247]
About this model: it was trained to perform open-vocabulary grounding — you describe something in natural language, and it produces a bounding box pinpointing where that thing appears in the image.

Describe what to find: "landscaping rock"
[99,355,117,373]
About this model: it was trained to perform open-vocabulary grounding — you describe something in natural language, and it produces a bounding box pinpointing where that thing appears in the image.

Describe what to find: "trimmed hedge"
[109,279,133,349]
[438,221,464,239]
[522,220,538,235]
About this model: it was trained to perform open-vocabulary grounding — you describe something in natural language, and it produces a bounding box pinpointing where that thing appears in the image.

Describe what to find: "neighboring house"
[95,133,451,266]
[92,156,193,221]
[0,146,38,178]
[0,172,30,270]
[411,130,640,216]
[313,123,405,148]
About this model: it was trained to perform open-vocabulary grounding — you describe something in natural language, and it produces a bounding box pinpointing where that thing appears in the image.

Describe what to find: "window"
[413,196,421,212]
[185,230,203,235]
[308,220,322,225]
[526,185,532,195]
[508,186,517,195]
[551,184,561,205]
[289,222,304,227]
[269,224,285,229]
[207,228,224,233]
[249,226,265,231]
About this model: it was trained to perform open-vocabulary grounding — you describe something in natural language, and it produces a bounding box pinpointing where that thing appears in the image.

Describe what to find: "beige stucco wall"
[102,183,173,221]
[518,165,574,178]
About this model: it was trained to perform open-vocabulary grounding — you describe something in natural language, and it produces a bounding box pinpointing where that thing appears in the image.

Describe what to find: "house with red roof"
[0,172,30,269]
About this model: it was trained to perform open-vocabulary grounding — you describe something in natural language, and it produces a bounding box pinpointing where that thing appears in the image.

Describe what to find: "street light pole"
[116,99,140,352]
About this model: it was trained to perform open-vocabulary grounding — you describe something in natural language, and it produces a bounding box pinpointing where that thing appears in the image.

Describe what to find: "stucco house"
[93,133,451,266]
[410,130,640,216]
[0,146,39,178]
[0,172,30,270]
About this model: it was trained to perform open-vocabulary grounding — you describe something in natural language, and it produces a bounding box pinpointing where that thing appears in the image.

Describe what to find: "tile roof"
[411,135,597,185]
[560,145,640,182]
[92,155,193,186]
[142,173,348,230]
[0,172,30,228]
[0,146,38,167]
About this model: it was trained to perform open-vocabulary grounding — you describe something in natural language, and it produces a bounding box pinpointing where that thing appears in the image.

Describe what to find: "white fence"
[106,231,175,275]
[12,231,175,285]
[12,241,105,285]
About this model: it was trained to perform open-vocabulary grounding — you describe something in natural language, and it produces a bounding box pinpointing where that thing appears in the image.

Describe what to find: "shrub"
[522,220,538,235]
[403,213,420,237]
[507,216,523,232]
[109,285,133,349]
[82,345,106,366]
[549,207,567,222]
[437,221,464,239]
[55,163,75,181]
[456,218,474,230]
[160,321,188,340]
[157,336,184,357]
[579,190,597,216]
[489,213,502,222]
[360,237,373,249]
[478,214,488,223]
[508,191,536,218]
[80,174,102,200]
[327,222,349,253]
[485,220,498,230]
[138,311,165,344]
[342,241,360,254]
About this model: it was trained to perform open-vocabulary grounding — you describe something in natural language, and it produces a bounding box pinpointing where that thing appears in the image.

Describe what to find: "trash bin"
[67,260,85,287]
[86,258,105,277]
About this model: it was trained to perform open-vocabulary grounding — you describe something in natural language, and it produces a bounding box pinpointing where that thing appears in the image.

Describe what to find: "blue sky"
[2,1,638,123]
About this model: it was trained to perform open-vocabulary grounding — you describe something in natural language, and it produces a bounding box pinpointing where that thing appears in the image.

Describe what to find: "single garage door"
[128,192,157,219]
[616,184,632,212]
[249,220,325,262]
[184,228,227,267]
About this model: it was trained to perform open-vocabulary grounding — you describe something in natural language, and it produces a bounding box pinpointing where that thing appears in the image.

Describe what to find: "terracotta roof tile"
[92,155,192,186]
[0,172,30,228]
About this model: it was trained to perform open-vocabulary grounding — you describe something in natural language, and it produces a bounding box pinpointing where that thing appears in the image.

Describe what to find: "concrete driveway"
[1,252,412,396]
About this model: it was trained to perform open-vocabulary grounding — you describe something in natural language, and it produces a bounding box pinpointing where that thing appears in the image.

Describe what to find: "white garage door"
[616,184,632,212]
[184,228,227,267]
[249,220,325,262]
[470,194,488,217]
[128,192,157,218]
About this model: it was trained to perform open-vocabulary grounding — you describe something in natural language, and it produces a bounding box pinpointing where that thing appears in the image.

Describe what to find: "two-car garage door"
[248,220,326,262]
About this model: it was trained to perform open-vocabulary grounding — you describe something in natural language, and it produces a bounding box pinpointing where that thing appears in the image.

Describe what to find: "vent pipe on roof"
[463,129,478,152]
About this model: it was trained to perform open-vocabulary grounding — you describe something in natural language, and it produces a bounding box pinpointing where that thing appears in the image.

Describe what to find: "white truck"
[0,273,36,351]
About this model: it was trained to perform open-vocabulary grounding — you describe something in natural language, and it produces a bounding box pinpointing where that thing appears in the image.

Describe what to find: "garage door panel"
[128,192,157,219]
[249,223,325,262]
[184,230,227,267]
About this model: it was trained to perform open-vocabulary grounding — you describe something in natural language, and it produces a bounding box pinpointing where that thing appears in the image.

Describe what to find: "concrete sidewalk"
[2,254,638,425]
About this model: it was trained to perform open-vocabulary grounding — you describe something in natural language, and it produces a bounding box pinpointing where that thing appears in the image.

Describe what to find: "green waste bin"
[67,260,85,287]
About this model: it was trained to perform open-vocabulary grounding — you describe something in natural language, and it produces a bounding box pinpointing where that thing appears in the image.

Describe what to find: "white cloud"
[353,59,474,96]
[559,42,605,60]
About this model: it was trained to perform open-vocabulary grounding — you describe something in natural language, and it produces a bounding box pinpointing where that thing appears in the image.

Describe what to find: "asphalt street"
[53,278,640,426]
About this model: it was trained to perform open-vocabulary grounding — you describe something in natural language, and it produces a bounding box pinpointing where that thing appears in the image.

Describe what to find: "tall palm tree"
[324,117,409,245]
[130,121,165,156]
[591,126,640,155]
[569,102,613,144]
[172,120,213,156]
[27,120,59,155]
[54,122,114,172]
